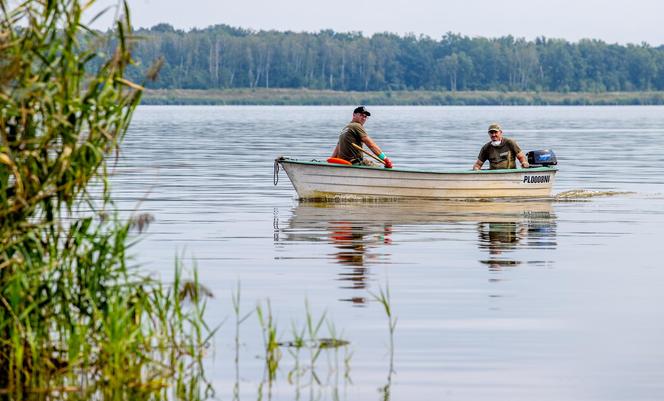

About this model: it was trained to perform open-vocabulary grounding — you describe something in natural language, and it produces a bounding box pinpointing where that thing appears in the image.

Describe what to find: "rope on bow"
[273,157,282,185]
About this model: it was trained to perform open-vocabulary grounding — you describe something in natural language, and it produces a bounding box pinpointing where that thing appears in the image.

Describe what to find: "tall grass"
[371,283,397,401]
[276,300,351,401]
[141,88,664,106]
[231,284,251,401]
[0,1,210,399]
[256,299,281,384]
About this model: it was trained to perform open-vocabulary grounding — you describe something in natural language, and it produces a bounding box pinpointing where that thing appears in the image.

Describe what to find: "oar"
[351,143,386,166]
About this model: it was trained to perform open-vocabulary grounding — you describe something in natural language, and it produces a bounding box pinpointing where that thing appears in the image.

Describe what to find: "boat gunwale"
[277,157,558,175]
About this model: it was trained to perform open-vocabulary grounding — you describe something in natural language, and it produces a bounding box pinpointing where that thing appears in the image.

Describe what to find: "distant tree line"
[124,23,664,92]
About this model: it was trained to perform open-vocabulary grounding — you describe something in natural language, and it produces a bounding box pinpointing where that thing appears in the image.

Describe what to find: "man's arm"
[516,151,530,168]
[331,143,340,158]
[362,136,393,168]
[474,144,489,170]
[361,136,383,156]
[508,139,529,168]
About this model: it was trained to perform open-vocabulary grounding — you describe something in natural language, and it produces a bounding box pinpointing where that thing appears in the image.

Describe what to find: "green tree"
[626,44,657,90]
[125,24,664,93]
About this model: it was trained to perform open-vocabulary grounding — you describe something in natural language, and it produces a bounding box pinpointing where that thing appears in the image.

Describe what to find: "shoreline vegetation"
[3,2,361,399]
[127,25,664,99]
[142,88,664,106]
[2,1,213,398]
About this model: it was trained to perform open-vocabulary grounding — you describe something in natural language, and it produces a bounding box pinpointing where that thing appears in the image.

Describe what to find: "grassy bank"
[142,88,664,106]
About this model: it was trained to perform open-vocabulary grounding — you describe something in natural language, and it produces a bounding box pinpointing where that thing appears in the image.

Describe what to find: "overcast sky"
[94,0,664,45]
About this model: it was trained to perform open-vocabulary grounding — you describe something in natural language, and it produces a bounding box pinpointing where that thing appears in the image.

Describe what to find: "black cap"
[353,106,371,116]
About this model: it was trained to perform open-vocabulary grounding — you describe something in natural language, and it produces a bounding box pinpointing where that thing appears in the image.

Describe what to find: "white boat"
[275,157,557,200]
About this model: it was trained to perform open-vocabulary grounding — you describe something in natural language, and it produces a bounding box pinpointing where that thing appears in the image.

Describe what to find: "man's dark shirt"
[337,122,367,163]
[477,138,522,169]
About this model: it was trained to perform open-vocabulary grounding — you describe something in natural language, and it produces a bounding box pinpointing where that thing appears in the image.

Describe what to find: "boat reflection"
[327,220,392,301]
[478,207,557,270]
[277,200,557,305]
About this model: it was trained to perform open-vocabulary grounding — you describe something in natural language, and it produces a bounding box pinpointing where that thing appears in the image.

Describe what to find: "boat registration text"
[523,175,551,184]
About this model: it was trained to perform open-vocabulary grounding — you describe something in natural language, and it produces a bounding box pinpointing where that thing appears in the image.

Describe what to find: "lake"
[113,106,664,401]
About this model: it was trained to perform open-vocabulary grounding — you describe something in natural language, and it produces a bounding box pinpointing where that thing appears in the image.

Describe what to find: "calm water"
[114,106,664,401]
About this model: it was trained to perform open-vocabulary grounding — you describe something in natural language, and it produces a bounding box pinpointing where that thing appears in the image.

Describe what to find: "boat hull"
[277,158,557,200]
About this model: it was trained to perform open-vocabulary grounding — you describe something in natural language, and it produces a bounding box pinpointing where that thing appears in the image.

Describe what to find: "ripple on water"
[554,189,635,200]
[116,106,664,401]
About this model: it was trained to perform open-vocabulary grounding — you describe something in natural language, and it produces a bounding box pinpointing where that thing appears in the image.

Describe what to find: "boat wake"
[554,189,634,200]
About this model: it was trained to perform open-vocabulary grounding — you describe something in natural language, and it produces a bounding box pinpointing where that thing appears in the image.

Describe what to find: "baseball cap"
[488,123,502,132]
[353,106,371,116]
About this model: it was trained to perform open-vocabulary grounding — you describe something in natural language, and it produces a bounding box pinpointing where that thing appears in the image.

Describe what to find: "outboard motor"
[526,149,557,167]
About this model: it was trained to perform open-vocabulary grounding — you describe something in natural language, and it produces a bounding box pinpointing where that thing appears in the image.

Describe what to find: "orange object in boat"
[327,157,352,165]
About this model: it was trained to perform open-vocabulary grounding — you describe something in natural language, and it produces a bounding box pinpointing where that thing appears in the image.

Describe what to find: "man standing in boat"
[331,106,393,168]
[472,123,530,170]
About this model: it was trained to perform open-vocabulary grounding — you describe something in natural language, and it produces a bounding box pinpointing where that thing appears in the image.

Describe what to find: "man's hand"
[384,158,393,169]
[522,162,530,168]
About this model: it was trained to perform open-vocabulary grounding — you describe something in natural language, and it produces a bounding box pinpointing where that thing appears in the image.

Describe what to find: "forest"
[125,24,664,93]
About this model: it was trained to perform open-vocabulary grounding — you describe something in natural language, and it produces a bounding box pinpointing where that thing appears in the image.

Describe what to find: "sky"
[94,0,664,45]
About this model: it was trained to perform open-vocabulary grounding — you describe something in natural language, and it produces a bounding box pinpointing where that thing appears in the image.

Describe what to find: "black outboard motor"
[526,149,557,166]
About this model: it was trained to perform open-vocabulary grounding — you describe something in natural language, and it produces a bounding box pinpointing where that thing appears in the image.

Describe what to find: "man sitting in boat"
[331,106,393,168]
[472,123,530,170]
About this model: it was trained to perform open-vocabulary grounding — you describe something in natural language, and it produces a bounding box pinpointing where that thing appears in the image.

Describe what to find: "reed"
[142,88,664,106]
[256,300,281,382]
[269,300,351,401]
[1,1,210,399]
[231,283,251,401]
[371,284,397,367]
[370,283,397,401]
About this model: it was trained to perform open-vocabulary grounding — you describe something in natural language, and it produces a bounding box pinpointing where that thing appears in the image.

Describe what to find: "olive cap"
[488,123,502,132]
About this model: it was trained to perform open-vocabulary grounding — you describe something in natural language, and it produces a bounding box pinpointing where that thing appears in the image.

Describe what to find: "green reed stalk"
[231,283,251,401]
[370,283,397,401]
[256,300,281,382]
[1,1,210,399]
[370,283,397,369]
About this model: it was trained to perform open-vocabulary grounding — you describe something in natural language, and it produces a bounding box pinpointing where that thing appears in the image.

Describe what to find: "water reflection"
[278,200,557,305]
[478,207,557,270]
[329,221,392,294]
[277,204,396,305]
